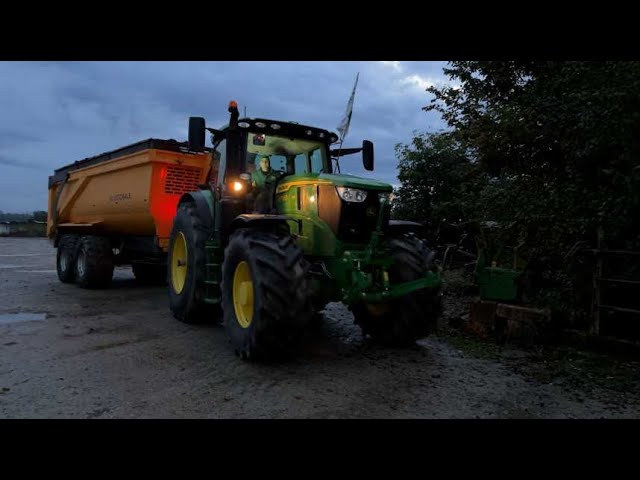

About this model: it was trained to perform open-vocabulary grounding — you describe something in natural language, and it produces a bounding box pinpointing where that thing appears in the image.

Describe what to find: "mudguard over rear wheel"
[221,229,313,360]
[352,233,442,346]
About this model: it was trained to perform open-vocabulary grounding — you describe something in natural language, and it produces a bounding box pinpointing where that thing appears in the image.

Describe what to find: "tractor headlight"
[336,187,368,203]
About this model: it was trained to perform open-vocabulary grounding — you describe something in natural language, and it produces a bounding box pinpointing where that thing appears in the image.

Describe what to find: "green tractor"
[168,101,443,359]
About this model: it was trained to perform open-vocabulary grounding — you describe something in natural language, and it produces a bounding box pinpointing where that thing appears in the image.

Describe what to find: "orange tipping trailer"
[48,138,214,288]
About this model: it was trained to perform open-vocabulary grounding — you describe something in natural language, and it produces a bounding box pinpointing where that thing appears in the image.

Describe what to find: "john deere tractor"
[168,101,442,359]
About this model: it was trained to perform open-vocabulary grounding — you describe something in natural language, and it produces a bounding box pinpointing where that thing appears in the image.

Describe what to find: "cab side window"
[246,152,257,174]
[294,153,309,174]
[267,155,287,173]
[310,148,323,173]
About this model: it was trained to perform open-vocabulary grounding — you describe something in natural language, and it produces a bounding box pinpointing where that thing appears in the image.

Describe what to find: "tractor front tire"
[352,233,442,346]
[168,201,213,324]
[221,229,312,360]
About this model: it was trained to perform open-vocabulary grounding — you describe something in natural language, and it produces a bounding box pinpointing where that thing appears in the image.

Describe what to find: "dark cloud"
[0,131,43,148]
[0,61,448,212]
[0,155,41,169]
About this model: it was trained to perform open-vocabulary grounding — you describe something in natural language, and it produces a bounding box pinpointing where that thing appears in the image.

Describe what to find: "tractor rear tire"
[75,235,114,289]
[133,263,167,285]
[352,233,442,346]
[57,234,78,283]
[168,201,215,324]
[221,228,313,360]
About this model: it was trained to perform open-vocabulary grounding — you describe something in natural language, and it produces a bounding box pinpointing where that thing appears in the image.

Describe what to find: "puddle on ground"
[0,313,46,325]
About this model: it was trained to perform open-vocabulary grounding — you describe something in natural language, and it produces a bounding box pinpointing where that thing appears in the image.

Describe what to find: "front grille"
[339,193,387,243]
[164,166,201,195]
[318,185,390,244]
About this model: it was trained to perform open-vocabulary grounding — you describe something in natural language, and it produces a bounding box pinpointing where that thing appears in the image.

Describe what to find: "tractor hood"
[316,173,393,192]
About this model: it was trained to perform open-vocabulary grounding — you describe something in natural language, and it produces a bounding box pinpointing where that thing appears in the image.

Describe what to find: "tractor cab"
[217,118,338,214]
[191,108,372,200]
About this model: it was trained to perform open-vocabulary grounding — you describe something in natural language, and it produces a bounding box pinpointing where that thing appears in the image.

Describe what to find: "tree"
[393,131,485,241]
[423,61,640,250]
[394,62,640,318]
[32,211,47,222]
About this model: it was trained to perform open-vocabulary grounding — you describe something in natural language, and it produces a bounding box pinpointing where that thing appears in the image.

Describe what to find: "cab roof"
[218,117,340,144]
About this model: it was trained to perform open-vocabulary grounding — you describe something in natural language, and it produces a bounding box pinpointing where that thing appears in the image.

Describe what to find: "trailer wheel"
[75,235,114,289]
[352,233,442,346]
[221,229,312,360]
[57,234,78,283]
[168,201,213,323]
[132,263,167,286]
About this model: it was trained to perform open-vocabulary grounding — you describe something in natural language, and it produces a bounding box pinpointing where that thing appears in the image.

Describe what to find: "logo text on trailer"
[109,193,132,202]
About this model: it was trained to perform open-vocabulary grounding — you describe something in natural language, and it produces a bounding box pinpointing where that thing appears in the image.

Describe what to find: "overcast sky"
[0,61,450,213]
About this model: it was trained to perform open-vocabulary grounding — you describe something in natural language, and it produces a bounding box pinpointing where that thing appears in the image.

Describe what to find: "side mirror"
[188,117,206,152]
[362,140,374,171]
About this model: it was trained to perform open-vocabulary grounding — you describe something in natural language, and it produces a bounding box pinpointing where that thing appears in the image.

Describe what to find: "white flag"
[337,72,359,142]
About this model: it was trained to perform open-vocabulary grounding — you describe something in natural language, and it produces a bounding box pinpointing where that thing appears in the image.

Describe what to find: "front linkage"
[334,197,443,306]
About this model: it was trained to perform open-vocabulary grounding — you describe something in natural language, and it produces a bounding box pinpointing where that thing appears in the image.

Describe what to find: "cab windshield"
[245,132,330,177]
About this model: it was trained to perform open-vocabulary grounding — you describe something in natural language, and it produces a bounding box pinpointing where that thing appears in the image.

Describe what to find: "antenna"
[244,106,247,117]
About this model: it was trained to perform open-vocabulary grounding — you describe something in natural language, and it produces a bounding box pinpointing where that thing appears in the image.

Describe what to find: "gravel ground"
[1,237,638,418]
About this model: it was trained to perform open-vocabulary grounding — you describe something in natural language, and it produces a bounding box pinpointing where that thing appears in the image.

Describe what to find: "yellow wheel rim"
[233,261,254,328]
[171,232,188,294]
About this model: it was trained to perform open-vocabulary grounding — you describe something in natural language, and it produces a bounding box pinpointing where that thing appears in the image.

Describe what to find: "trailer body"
[48,138,213,286]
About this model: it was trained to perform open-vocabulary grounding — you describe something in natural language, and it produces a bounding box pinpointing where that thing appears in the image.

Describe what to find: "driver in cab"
[251,155,278,213]
[251,155,276,188]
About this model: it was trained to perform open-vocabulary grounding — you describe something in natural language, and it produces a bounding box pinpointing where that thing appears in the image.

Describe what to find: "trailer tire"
[168,201,214,324]
[57,234,78,283]
[222,229,312,360]
[75,235,114,289]
[352,233,442,346]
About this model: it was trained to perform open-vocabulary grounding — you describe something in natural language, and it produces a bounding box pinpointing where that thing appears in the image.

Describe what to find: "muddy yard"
[0,237,638,418]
